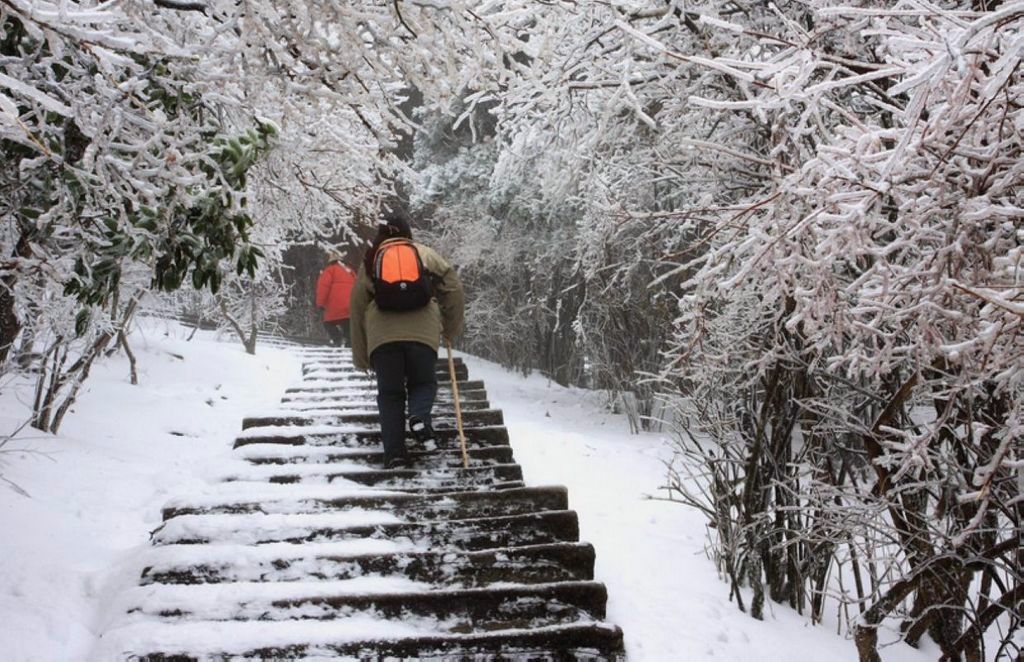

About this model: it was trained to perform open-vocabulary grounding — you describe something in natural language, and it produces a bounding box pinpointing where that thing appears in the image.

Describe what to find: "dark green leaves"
[66,121,278,304]
[74,309,90,336]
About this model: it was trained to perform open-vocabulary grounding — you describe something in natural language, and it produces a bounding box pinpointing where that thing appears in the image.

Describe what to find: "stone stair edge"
[118,621,625,661]
[161,484,571,519]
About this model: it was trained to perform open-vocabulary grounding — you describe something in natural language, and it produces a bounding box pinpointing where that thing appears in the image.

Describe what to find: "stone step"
[241,408,504,430]
[113,621,625,661]
[236,444,516,467]
[289,353,353,360]
[280,387,489,403]
[273,398,492,413]
[221,463,525,490]
[283,623,627,660]
[293,354,366,362]
[233,424,510,449]
[163,485,569,521]
[286,378,485,393]
[279,388,485,401]
[252,339,321,350]
[103,343,624,661]
[141,542,595,587]
[302,365,468,379]
[302,356,465,371]
[211,479,527,496]
[303,363,469,382]
[126,581,608,632]
[154,510,581,550]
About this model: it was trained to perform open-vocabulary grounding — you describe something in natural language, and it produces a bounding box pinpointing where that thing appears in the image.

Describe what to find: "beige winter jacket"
[348,242,465,371]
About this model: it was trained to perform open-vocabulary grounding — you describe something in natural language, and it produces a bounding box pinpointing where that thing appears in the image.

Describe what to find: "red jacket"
[316,262,356,321]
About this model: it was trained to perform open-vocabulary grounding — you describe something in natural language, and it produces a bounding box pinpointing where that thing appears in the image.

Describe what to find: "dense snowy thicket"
[668,8,1022,659]
[406,2,1022,660]
[3,1,1020,660]
[0,0,534,429]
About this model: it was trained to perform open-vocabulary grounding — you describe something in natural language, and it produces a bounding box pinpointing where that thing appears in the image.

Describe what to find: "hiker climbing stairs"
[97,346,626,659]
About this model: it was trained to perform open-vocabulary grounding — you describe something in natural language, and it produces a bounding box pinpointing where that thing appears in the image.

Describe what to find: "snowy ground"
[465,361,935,662]
[0,320,934,661]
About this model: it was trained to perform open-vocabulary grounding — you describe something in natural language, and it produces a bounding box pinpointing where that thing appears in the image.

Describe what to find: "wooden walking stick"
[445,338,469,469]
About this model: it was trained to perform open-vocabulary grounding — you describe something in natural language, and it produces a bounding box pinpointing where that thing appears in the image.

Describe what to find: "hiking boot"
[408,416,438,452]
[383,454,412,470]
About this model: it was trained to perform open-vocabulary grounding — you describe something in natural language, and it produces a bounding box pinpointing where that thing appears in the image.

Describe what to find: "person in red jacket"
[315,249,357,346]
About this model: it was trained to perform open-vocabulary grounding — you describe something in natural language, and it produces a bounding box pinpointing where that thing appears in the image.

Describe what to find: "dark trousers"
[371,341,438,461]
[323,319,350,346]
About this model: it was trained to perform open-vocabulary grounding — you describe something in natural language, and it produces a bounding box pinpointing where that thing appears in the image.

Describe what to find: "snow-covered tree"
[409,109,587,386]
[646,4,1023,660]
[5,1,1019,655]
[2,0,550,427]
[403,1,1022,658]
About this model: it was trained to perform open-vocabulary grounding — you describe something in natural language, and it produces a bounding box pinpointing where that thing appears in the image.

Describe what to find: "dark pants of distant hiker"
[371,341,438,462]
[323,319,350,347]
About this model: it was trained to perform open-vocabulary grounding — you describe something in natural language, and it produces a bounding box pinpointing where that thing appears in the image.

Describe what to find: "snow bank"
[0,321,297,661]
[0,321,934,661]
[460,353,935,662]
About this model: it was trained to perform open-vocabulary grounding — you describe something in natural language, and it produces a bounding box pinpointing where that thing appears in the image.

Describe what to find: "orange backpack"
[372,239,434,311]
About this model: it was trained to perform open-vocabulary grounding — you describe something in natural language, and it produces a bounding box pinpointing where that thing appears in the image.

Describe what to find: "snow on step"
[234,415,505,438]
[218,459,376,479]
[286,378,485,392]
[140,539,412,573]
[214,473,527,495]
[233,424,511,449]
[97,341,624,660]
[153,511,408,546]
[96,615,430,659]
[235,444,375,461]
[260,405,383,416]
[298,364,468,382]
[119,576,442,620]
[119,579,607,626]
[158,484,414,523]
[161,511,583,551]
[217,462,525,492]
[281,386,487,399]
[236,423,367,438]
[301,358,465,370]
[163,485,571,520]
[297,362,467,373]
[278,392,489,407]
[235,443,515,468]
[240,407,504,430]
[140,542,596,587]
[266,397,491,414]
[300,369,469,383]
[299,355,463,365]
[238,413,503,433]
[98,619,624,660]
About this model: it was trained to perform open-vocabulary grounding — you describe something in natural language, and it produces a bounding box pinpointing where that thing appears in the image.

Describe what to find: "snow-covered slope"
[0,320,932,661]
[0,322,297,661]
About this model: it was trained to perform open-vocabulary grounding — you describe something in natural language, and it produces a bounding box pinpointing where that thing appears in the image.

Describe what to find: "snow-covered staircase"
[97,346,624,660]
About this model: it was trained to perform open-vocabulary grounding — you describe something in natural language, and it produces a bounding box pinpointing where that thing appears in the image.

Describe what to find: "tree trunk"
[218,295,253,354]
[120,333,138,385]
[49,338,106,433]
[0,232,33,365]
[0,279,19,365]
[245,289,258,355]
